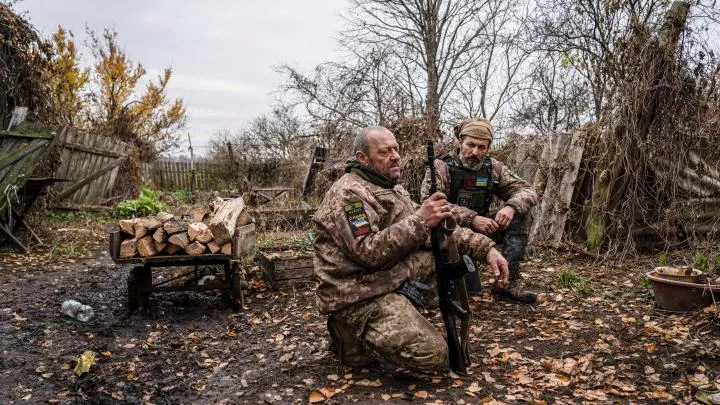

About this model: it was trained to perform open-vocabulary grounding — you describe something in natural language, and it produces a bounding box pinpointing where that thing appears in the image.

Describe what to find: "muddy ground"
[1,222,720,404]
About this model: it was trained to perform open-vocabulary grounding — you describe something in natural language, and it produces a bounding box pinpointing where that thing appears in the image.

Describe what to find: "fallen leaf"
[13,312,26,321]
[227,331,237,338]
[21,394,31,400]
[356,379,383,387]
[319,387,336,398]
[415,390,428,399]
[308,390,326,403]
[101,351,112,357]
[467,382,482,393]
[73,351,97,376]
[381,394,391,401]
[327,374,339,381]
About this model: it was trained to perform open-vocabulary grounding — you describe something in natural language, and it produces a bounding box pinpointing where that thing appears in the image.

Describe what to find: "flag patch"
[475,177,488,187]
[344,202,370,236]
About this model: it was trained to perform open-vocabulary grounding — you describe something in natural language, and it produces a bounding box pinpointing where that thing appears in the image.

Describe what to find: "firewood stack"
[117,197,249,259]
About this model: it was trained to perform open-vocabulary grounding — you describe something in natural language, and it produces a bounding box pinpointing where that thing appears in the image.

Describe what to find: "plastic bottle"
[61,300,94,322]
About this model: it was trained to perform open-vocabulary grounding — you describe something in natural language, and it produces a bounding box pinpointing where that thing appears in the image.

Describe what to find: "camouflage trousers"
[465,212,530,292]
[328,292,448,373]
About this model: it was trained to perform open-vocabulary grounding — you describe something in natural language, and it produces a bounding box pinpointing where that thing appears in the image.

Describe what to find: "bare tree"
[530,0,668,121]
[510,52,590,133]
[445,0,533,131]
[342,0,493,138]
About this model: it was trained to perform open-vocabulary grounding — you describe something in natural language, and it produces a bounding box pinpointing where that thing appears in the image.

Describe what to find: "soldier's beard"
[460,154,483,170]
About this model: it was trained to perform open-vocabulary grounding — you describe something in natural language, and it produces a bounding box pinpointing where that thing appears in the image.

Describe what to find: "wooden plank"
[55,156,129,202]
[61,140,125,158]
[0,140,48,171]
[0,130,54,140]
[78,136,103,204]
[54,128,76,183]
[67,131,93,204]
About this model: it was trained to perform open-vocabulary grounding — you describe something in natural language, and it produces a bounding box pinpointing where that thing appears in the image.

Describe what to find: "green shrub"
[114,187,166,218]
[657,253,667,267]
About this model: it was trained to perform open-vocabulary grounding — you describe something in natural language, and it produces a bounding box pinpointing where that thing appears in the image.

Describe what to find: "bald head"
[353,126,392,155]
[354,126,401,181]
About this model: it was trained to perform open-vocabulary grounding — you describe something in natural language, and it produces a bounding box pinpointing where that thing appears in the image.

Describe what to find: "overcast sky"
[16,0,349,155]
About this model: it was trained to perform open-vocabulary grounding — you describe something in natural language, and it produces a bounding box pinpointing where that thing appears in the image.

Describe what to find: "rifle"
[425,140,475,373]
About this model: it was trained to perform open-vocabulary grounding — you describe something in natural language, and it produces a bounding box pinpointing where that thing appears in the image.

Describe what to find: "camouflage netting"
[0,5,50,128]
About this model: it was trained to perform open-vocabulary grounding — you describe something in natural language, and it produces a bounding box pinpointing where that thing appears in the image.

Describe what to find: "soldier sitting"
[420,117,539,303]
[312,126,509,373]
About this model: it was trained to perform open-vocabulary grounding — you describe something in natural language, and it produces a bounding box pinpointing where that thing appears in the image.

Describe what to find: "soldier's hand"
[472,215,499,235]
[486,247,509,287]
[495,206,516,229]
[417,192,452,228]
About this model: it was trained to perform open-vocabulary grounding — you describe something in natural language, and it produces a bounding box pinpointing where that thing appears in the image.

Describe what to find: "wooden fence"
[52,127,132,210]
[142,160,221,191]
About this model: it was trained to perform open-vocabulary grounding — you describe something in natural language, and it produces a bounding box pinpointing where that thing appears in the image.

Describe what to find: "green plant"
[46,210,82,223]
[694,253,709,272]
[168,189,193,204]
[556,269,594,295]
[639,277,652,288]
[114,187,166,218]
[657,252,667,267]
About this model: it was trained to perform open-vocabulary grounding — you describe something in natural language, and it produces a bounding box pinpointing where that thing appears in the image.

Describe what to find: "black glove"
[396,281,430,309]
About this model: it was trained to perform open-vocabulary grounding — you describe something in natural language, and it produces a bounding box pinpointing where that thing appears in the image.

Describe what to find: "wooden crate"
[257,247,314,289]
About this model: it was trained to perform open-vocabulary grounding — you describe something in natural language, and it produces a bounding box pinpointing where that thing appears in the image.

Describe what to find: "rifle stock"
[425,140,471,373]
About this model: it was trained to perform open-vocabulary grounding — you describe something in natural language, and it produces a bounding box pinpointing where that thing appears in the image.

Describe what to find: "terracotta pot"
[646,271,718,312]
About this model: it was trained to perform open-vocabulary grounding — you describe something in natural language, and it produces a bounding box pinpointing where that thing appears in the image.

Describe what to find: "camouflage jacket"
[313,172,495,314]
[420,150,538,229]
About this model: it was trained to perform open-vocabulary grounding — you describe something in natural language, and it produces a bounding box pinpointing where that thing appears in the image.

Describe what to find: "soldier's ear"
[356,151,369,165]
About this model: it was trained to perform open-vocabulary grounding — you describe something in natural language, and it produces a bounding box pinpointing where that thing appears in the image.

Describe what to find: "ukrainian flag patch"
[475,177,488,187]
[344,201,370,236]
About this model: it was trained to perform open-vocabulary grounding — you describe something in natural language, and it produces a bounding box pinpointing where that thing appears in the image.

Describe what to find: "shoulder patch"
[344,202,370,237]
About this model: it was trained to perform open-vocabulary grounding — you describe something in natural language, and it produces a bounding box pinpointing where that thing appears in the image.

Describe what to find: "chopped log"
[164,219,189,234]
[221,242,232,255]
[154,241,168,253]
[185,241,207,255]
[119,219,136,235]
[156,211,175,222]
[210,196,225,213]
[188,222,213,243]
[208,197,246,245]
[137,236,157,257]
[168,232,190,249]
[120,238,137,258]
[136,217,162,230]
[207,240,221,254]
[233,223,256,257]
[166,244,183,255]
[193,209,209,223]
[134,224,149,239]
[153,227,167,243]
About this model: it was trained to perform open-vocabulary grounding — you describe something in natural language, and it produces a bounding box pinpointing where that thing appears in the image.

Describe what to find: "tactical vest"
[440,154,494,215]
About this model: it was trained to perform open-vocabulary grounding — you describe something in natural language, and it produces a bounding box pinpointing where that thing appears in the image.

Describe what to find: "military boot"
[493,263,537,304]
[327,316,376,368]
[464,269,483,296]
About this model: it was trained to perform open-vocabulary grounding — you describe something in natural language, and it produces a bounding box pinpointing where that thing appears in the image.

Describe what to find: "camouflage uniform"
[420,149,538,296]
[314,172,495,372]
